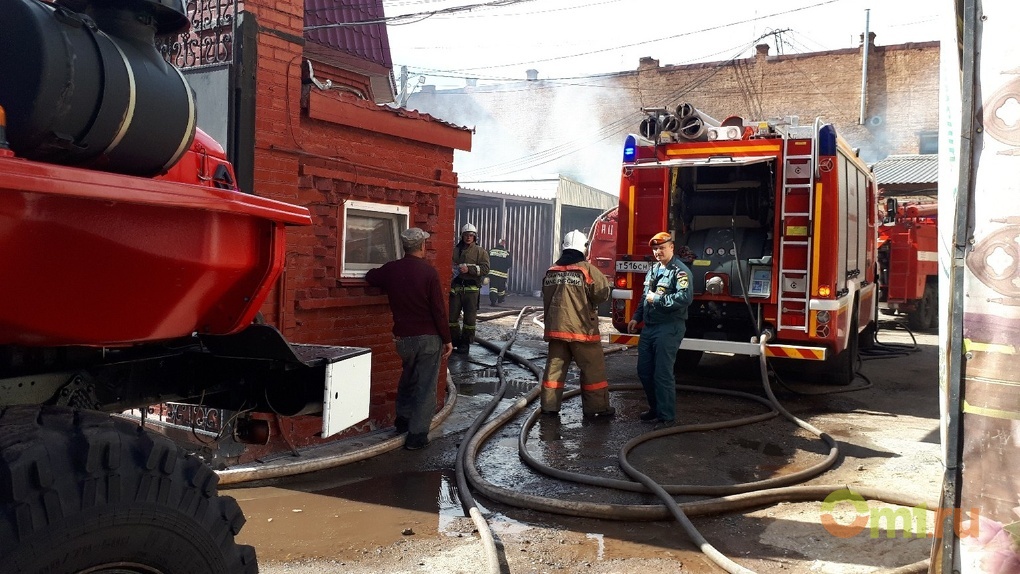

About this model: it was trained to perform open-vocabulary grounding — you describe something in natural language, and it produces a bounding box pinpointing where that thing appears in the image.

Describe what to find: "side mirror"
[883,198,898,224]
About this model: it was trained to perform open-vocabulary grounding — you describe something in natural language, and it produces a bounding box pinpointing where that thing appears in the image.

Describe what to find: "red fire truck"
[610,105,879,385]
[0,0,370,569]
[878,199,938,330]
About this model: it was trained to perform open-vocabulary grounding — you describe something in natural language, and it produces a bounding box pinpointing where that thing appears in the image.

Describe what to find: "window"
[341,201,409,278]
[918,131,938,154]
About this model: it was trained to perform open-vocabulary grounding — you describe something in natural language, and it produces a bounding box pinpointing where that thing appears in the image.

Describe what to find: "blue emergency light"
[623,134,637,163]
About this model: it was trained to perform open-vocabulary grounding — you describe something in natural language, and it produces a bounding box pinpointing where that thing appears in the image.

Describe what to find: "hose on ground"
[216,377,458,485]
[455,306,541,574]
[463,332,933,573]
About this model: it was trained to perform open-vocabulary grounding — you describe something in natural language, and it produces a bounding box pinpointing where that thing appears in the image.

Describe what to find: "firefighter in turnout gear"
[450,223,490,354]
[540,230,615,418]
[487,238,512,306]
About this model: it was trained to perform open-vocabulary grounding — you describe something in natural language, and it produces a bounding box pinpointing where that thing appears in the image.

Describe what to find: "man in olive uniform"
[540,230,615,419]
[450,223,490,354]
[487,239,512,306]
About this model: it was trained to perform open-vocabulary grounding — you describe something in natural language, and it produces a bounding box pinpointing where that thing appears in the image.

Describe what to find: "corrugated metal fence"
[455,203,554,296]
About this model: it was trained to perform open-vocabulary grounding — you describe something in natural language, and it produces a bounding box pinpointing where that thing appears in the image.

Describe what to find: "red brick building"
[168,0,470,453]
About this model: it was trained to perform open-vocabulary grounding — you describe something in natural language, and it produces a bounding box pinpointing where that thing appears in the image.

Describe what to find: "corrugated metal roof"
[461,178,560,201]
[460,176,617,209]
[304,0,392,69]
[871,154,938,185]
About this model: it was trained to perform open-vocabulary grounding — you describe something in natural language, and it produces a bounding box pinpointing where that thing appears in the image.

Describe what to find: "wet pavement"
[226,295,942,573]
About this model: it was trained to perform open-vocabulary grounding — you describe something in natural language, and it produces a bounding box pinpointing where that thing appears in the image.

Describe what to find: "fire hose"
[465,324,932,574]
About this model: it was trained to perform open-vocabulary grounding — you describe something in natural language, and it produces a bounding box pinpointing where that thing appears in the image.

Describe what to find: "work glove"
[645,292,661,304]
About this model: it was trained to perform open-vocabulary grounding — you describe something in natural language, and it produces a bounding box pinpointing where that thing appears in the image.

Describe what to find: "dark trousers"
[488,276,508,304]
[449,285,479,346]
[636,321,686,422]
[540,339,610,415]
[394,334,442,437]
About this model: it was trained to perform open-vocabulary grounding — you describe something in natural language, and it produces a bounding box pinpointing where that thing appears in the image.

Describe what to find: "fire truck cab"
[611,104,879,385]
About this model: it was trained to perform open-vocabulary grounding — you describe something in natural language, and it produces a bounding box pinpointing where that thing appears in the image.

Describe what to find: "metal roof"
[871,154,938,185]
[460,176,617,209]
[304,0,392,69]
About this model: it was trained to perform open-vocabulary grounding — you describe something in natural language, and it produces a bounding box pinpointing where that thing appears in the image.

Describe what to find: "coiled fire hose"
[463,328,932,574]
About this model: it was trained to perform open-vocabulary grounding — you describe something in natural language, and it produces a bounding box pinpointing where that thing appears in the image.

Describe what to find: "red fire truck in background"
[610,104,879,386]
[878,199,939,330]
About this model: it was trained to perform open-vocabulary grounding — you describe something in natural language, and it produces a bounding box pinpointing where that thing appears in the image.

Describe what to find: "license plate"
[615,260,651,273]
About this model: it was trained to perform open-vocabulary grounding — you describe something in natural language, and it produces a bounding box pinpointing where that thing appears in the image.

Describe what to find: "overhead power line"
[304,0,536,30]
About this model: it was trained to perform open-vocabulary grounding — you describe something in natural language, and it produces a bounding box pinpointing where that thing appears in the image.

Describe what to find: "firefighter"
[487,238,513,306]
[627,231,694,430]
[450,223,490,354]
[540,230,615,419]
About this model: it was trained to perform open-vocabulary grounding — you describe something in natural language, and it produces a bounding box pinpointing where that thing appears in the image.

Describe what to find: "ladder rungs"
[782,211,811,217]
[781,240,808,246]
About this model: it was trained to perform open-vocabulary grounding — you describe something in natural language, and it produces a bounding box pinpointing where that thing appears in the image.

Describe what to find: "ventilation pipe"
[859,9,871,125]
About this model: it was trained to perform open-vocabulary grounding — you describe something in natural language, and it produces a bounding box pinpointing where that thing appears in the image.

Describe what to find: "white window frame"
[340,200,409,278]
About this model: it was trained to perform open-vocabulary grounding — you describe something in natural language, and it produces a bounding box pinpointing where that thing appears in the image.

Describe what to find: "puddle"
[233,469,470,560]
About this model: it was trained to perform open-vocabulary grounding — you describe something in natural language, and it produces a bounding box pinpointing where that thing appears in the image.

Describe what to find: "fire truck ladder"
[776,133,816,332]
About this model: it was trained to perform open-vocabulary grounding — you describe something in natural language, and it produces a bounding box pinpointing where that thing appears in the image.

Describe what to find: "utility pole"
[859,9,871,125]
[398,65,409,108]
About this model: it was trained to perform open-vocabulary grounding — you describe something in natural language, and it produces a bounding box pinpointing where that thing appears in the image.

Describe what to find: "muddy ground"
[227,298,943,574]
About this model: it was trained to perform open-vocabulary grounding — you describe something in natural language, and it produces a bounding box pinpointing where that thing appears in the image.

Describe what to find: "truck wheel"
[0,406,257,574]
[826,310,859,386]
[673,350,703,374]
[908,282,937,331]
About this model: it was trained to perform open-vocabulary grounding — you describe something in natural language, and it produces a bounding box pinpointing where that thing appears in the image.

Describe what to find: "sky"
[383,0,942,91]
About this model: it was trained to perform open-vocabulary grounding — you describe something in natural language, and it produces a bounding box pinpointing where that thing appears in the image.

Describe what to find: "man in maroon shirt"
[366,228,453,450]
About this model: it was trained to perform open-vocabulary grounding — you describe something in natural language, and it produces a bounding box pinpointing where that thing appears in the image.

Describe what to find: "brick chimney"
[755,44,770,61]
[638,56,659,70]
[859,31,877,48]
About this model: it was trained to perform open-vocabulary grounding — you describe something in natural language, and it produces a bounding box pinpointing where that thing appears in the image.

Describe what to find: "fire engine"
[877,198,938,330]
[0,0,370,570]
[610,104,879,386]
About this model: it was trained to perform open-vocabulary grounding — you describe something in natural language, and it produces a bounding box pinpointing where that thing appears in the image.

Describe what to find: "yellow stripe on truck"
[610,333,640,346]
[764,345,826,361]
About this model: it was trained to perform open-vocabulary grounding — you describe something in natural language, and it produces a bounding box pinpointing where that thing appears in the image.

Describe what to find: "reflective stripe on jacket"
[542,261,610,343]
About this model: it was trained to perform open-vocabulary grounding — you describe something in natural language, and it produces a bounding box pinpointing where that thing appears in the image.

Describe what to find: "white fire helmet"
[562,230,588,254]
[461,223,477,235]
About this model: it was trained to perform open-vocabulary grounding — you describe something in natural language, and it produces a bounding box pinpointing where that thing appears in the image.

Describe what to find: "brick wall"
[241,0,463,436]
[408,38,939,192]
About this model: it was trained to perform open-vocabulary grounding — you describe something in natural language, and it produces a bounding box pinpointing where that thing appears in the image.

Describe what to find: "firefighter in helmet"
[450,223,490,354]
[540,230,615,419]
[486,238,512,306]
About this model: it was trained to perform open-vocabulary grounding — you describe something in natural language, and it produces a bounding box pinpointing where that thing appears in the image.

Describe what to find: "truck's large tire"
[907,281,937,331]
[826,308,859,386]
[0,406,257,574]
[673,349,703,374]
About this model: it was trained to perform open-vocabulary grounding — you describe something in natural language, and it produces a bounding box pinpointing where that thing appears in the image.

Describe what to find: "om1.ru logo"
[820,489,979,539]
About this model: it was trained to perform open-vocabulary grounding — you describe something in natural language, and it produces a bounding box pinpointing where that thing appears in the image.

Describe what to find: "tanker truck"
[0,0,371,570]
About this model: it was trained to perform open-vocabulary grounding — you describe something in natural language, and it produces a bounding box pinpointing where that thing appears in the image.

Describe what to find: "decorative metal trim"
[159,0,238,68]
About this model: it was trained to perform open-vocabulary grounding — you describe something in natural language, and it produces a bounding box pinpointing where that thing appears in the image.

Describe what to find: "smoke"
[405,77,636,195]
